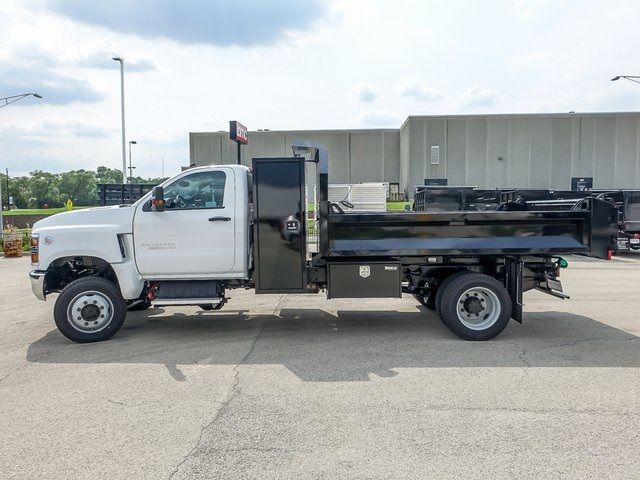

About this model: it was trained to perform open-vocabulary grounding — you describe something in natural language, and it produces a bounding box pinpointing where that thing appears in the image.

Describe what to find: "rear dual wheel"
[437,272,512,341]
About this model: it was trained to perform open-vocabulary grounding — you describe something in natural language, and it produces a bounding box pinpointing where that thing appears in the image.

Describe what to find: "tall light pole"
[611,75,640,85]
[112,57,127,184]
[0,92,42,109]
[128,141,137,183]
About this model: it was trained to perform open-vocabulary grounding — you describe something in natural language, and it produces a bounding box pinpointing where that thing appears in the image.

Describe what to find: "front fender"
[34,225,125,270]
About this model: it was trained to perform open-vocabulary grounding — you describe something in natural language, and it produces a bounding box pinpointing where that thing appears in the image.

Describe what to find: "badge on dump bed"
[359,265,370,278]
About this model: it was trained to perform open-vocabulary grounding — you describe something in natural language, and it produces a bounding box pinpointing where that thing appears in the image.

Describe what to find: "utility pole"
[128,141,137,183]
[4,168,9,210]
[113,57,127,184]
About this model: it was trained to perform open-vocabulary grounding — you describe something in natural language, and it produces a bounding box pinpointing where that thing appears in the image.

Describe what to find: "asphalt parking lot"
[1,255,640,479]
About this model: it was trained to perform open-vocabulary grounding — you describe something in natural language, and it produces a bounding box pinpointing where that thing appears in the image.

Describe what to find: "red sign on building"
[230,121,248,144]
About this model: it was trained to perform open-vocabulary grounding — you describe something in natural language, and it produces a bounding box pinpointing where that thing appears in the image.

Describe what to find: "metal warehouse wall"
[190,129,400,189]
[190,112,640,198]
[400,112,640,197]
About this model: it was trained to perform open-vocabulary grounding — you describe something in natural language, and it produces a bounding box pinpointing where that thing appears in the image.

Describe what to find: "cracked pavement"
[1,255,640,479]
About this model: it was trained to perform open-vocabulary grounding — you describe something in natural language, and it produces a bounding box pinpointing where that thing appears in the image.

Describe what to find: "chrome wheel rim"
[456,287,501,330]
[67,291,114,333]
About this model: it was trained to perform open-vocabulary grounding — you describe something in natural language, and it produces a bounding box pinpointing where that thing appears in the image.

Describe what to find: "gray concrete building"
[190,112,640,198]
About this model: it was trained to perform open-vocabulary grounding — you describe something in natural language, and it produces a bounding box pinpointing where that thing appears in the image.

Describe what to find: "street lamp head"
[31,93,42,98]
[112,57,123,62]
[611,76,621,81]
[129,140,137,145]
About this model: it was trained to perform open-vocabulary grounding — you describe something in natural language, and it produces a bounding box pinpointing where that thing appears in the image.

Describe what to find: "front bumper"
[29,270,47,301]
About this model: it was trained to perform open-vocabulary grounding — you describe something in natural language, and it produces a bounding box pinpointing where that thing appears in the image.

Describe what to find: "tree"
[59,170,98,205]
[10,177,33,208]
[96,166,124,184]
[129,174,168,185]
[29,171,62,208]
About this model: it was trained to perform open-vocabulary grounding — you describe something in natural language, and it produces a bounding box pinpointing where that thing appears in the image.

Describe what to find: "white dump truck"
[29,143,617,343]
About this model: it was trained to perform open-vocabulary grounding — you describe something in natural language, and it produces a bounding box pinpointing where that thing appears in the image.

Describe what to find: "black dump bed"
[326,198,617,260]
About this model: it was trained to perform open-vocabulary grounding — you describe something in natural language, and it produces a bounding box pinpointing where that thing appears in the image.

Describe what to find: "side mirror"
[150,186,165,212]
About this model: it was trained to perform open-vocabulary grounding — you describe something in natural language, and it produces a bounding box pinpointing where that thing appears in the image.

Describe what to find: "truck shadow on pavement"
[26,307,640,382]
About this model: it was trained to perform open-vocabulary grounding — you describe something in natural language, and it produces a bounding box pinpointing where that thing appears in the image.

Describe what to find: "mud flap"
[504,258,523,323]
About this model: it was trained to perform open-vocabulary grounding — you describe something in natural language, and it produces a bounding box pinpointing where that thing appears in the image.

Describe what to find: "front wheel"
[54,277,127,343]
[438,273,512,341]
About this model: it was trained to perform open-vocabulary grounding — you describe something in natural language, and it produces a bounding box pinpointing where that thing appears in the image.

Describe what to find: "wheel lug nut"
[84,322,89,326]
[100,306,104,310]
[100,314,105,318]
[93,300,97,304]
[83,301,87,305]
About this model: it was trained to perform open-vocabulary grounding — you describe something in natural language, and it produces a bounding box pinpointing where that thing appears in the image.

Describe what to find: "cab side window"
[163,171,226,210]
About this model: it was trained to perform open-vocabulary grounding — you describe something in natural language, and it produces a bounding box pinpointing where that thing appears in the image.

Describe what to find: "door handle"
[209,216,231,222]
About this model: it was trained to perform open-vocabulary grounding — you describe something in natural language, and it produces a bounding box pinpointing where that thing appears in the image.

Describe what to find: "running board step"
[152,297,223,306]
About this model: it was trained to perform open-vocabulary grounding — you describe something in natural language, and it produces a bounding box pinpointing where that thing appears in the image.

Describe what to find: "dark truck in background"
[97,183,156,206]
[414,186,640,252]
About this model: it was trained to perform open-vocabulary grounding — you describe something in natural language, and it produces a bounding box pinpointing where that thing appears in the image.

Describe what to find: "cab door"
[133,168,235,278]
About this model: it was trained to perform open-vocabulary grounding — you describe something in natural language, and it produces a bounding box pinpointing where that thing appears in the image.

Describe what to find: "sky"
[1,0,640,178]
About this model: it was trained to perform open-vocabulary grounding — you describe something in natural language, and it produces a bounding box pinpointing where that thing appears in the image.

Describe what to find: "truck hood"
[33,205,135,233]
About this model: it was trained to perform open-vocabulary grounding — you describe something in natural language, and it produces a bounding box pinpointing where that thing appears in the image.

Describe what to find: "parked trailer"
[29,143,618,343]
[413,186,501,212]
[414,186,640,252]
[97,183,156,206]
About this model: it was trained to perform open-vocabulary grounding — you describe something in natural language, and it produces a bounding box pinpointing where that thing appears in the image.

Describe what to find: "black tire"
[127,298,151,311]
[438,273,512,341]
[54,277,127,343]
[413,292,436,310]
[434,271,469,315]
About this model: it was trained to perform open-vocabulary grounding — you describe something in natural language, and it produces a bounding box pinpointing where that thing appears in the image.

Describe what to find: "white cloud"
[0,39,156,106]
[507,51,551,68]
[73,39,157,72]
[357,110,401,127]
[0,119,115,139]
[397,78,443,102]
[48,0,329,47]
[506,0,554,21]
[350,83,379,102]
[456,85,499,109]
[2,0,640,177]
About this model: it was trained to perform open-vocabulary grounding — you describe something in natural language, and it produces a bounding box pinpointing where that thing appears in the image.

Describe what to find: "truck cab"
[132,165,251,279]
